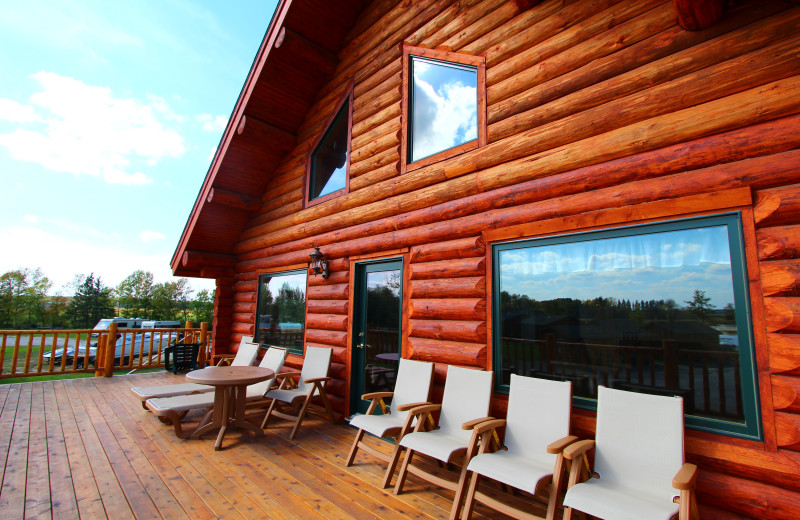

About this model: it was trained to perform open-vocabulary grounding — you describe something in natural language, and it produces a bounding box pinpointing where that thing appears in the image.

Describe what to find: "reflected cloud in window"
[410,57,477,163]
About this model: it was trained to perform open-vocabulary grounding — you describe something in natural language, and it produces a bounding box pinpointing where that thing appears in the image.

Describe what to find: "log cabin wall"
[205,0,800,517]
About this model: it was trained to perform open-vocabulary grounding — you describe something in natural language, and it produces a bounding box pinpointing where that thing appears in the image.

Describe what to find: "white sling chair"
[145,346,287,438]
[562,386,698,520]
[345,358,434,487]
[392,365,493,519]
[458,375,575,520]
[261,345,336,439]
[131,337,257,407]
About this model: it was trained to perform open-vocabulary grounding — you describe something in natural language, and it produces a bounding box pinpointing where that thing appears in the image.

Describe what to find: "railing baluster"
[11,333,21,375]
[23,333,34,374]
[718,357,726,415]
[0,334,6,375]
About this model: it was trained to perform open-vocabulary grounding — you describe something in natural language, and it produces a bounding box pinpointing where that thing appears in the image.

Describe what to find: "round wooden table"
[186,365,274,450]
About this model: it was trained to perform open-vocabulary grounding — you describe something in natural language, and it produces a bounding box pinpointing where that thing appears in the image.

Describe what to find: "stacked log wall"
[215,0,800,516]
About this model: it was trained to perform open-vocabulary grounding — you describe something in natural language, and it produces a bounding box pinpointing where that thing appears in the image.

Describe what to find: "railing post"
[198,322,208,368]
[663,339,679,389]
[185,320,194,342]
[104,322,118,377]
[95,333,106,377]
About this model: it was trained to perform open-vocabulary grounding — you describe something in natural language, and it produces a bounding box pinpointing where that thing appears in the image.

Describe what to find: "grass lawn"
[0,367,164,384]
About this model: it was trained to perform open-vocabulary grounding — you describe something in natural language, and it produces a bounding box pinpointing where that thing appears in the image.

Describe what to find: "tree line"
[0,268,214,330]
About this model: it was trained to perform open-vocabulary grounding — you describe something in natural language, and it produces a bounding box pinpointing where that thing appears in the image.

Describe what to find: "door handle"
[356,343,365,349]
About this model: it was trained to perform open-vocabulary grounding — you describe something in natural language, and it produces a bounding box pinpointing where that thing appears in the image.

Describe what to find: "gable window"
[491,214,760,439]
[255,269,307,355]
[307,89,352,205]
[402,45,486,172]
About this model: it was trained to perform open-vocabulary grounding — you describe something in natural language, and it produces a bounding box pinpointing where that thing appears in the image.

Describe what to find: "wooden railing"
[501,335,743,420]
[0,322,210,380]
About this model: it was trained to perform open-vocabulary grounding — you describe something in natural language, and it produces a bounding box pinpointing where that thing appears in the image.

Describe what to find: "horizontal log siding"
[214,1,800,517]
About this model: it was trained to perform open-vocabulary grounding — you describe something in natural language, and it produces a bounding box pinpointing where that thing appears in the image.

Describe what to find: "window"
[255,269,307,355]
[307,89,352,205]
[402,45,486,172]
[492,214,760,439]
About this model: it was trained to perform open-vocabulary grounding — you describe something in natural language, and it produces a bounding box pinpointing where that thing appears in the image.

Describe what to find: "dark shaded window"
[492,214,760,439]
[255,270,307,355]
[309,98,350,202]
[409,56,478,163]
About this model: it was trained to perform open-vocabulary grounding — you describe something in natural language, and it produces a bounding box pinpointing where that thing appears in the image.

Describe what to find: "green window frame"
[255,269,307,356]
[491,213,761,439]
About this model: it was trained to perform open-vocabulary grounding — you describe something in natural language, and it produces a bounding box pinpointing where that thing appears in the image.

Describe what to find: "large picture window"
[307,90,352,205]
[402,45,485,172]
[255,270,307,355]
[492,214,760,439]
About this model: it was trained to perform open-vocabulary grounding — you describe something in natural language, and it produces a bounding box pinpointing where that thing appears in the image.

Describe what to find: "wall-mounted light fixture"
[309,246,329,279]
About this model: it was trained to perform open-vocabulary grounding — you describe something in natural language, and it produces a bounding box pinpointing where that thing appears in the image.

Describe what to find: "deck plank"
[63,379,135,520]
[0,372,541,520]
[84,377,190,520]
[96,378,217,520]
[42,381,79,520]
[24,382,51,519]
[53,380,107,519]
[0,384,20,488]
[0,383,32,519]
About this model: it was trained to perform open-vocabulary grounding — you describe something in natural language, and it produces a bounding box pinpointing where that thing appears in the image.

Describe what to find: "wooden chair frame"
[459,417,577,520]
[391,402,493,520]
[260,371,335,439]
[345,392,431,487]
[562,440,699,520]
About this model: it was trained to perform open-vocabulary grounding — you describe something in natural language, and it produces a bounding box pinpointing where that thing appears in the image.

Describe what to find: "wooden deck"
[0,371,550,520]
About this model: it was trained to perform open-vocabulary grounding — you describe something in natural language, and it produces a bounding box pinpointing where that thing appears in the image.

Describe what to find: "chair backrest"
[594,386,684,501]
[248,347,288,396]
[231,342,259,367]
[298,346,332,392]
[505,374,572,464]
[390,358,434,417]
[438,365,493,441]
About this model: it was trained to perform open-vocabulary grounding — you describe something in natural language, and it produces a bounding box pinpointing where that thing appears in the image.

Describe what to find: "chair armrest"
[396,401,431,412]
[547,435,579,454]
[276,372,301,380]
[462,416,495,430]
[361,391,394,401]
[304,376,331,384]
[213,353,236,366]
[673,463,698,490]
[563,439,595,460]
[406,403,441,417]
[470,418,505,435]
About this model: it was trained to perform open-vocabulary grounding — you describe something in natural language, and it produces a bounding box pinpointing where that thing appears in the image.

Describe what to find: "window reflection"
[494,218,757,436]
[256,271,306,354]
[409,56,477,163]
[310,99,350,200]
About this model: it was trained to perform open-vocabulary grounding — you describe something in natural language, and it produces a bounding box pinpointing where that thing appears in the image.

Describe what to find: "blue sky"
[0,1,278,295]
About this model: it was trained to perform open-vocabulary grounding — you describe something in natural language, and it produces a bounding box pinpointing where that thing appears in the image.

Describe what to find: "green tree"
[68,274,115,328]
[152,278,193,321]
[117,270,154,319]
[685,289,714,324]
[192,289,215,325]
[0,270,27,327]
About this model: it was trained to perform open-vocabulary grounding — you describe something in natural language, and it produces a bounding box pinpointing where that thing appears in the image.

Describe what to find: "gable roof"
[171,0,366,278]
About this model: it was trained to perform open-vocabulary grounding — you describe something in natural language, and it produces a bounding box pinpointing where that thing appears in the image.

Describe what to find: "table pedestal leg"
[191,387,227,444]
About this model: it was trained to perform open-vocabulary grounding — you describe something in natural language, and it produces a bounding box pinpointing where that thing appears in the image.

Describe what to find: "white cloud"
[23,215,38,223]
[196,113,227,132]
[0,72,186,186]
[0,99,40,123]
[139,230,166,242]
[411,73,477,162]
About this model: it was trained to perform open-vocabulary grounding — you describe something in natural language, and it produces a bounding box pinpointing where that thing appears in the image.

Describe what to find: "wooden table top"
[185,365,274,386]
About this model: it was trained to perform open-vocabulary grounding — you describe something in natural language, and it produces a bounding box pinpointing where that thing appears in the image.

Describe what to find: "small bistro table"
[186,365,274,450]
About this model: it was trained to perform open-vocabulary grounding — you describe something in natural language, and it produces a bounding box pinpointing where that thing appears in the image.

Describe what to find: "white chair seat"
[131,383,211,400]
[563,478,679,520]
[400,429,468,462]
[349,412,405,438]
[268,387,306,404]
[466,450,556,494]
